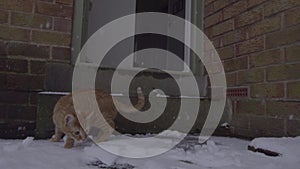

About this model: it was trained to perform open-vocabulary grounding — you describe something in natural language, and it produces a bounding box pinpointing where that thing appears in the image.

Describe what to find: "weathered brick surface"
[236,100,265,115]
[287,119,300,136]
[235,7,263,28]
[204,0,300,138]
[0,0,33,12]
[53,18,72,33]
[32,31,71,46]
[287,81,300,99]
[236,36,264,56]
[223,56,248,72]
[248,16,281,38]
[7,43,50,59]
[52,47,71,61]
[249,49,283,68]
[226,72,236,86]
[264,0,300,17]
[0,25,30,42]
[0,10,8,24]
[284,7,300,28]
[30,60,46,74]
[251,83,284,98]
[267,63,300,81]
[0,0,74,138]
[6,74,45,91]
[11,12,52,30]
[223,0,248,19]
[222,29,247,46]
[249,116,285,137]
[266,26,300,49]
[267,101,300,118]
[285,44,300,62]
[0,58,28,73]
[237,68,264,85]
[35,1,73,18]
[212,19,234,37]
[217,45,234,60]
[6,105,37,120]
[56,0,74,5]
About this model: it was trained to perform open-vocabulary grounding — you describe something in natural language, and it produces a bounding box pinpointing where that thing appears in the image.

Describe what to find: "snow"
[0,134,299,169]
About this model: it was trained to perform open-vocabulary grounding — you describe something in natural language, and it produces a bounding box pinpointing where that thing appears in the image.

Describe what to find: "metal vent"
[227,87,248,97]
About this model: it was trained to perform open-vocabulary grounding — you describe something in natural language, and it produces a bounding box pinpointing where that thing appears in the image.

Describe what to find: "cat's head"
[64,114,87,141]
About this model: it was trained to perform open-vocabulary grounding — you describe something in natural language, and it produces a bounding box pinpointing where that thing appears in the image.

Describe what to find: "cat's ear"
[65,114,75,125]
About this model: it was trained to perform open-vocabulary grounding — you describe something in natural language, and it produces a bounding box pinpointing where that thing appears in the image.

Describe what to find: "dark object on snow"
[247,145,281,157]
[87,160,134,169]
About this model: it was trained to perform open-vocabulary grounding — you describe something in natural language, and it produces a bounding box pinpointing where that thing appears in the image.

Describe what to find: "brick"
[0,104,7,119]
[56,0,74,5]
[284,7,300,28]
[222,29,247,46]
[217,45,234,60]
[236,100,265,115]
[251,83,284,98]
[6,105,37,121]
[29,92,38,105]
[205,10,223,28]
[11,12,52,30]
[238,68,264,85]
[247,0,268,8]
[264,0,300,17]
[35,1,73,18]
[0,10,8,24]
[248,16,281,38]
[249,116,285,137]
[54,18,72,33]
[0,25,30,42]
[7,43,50,59]
[205,3,215,17]
[287,119,300,136]
[235,7,263,28]
[0,73,6,89]
[226,72,236,86]
[212,38,221,48]
[267,101,300,118]
[230,115,249,129]
[52,47,71,61]
[249,49,283,68]
[223,0,248,20]
[285,45,300,62]
[0,91,28,104]
[32,31,71,46]
[205,0,215,6]
[6,74,44,91]
[236,36,264,56]
[0,0,33,12]
[30,60,46,74]
[267,63,300,81]
[266,26,300,49]
[211,19,234,37]
[0,58,28,73]
[223,56,248,72]
[0,41,7,56]
[287,81,300,99]
[213,0,232,11]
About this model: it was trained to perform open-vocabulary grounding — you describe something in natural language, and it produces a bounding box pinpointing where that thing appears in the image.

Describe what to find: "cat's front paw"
[64,143,74,149]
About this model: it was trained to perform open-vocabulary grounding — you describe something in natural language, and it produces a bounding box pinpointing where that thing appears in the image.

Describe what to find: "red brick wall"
[0,0,74,138]
[204,0,300,137]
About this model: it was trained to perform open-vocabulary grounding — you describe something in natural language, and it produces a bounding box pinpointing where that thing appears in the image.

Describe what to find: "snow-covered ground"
[1,132,299,169]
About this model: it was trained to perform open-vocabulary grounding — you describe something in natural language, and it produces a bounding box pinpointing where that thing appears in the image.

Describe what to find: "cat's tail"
[113,87,145,113]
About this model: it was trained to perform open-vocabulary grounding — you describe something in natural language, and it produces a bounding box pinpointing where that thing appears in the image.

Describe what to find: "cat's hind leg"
[50,127,64,142]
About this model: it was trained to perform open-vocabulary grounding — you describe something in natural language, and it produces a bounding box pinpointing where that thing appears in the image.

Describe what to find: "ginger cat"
[50,87,145,148]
